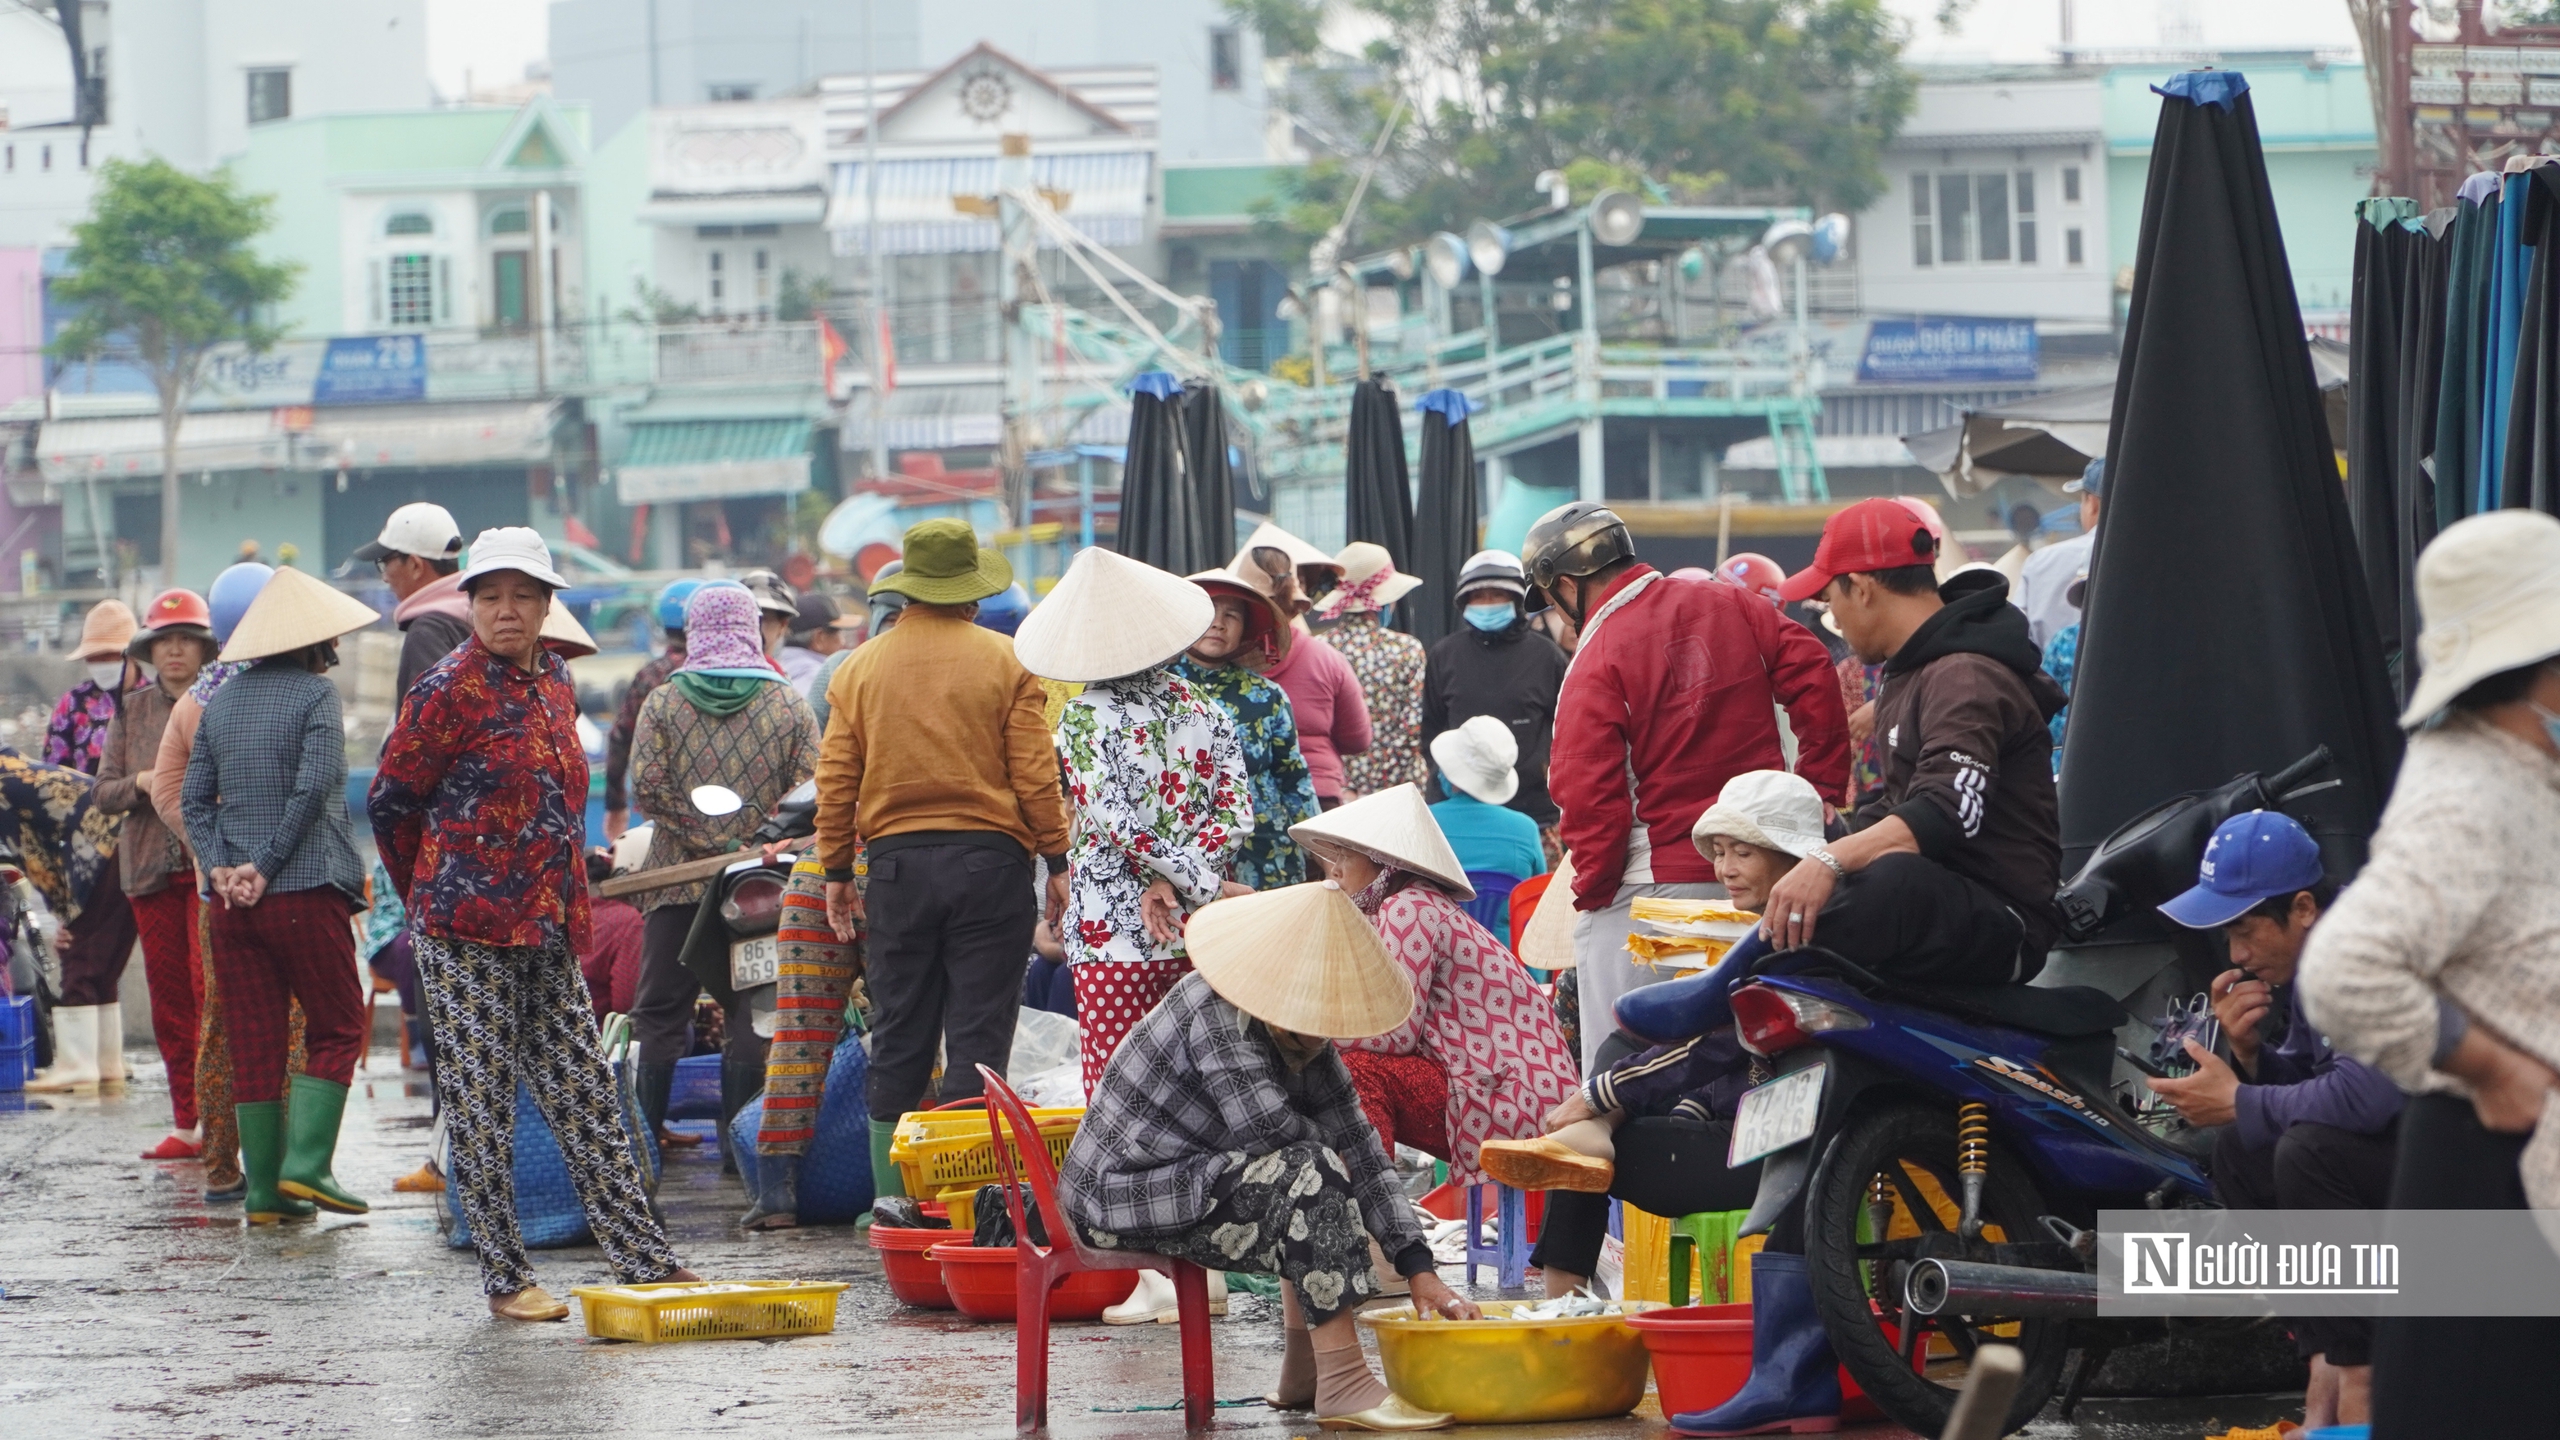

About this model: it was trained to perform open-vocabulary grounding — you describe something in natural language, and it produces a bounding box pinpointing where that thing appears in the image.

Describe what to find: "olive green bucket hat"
[866,518,1013,605]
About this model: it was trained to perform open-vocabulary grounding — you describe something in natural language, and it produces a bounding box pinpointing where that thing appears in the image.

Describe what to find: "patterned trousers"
[210,887,365,1103]
[1088,1142,1384,1326]
[194,889,306,1191]
[1339,1050,1451,1163]
[414,931,681,1295]
[130,884,202,1130]
[1072,956,1191,1098]
[758,862,858,1155]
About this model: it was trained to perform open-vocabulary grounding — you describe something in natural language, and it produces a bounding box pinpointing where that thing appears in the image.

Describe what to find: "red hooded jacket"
[1551,566,1850,909]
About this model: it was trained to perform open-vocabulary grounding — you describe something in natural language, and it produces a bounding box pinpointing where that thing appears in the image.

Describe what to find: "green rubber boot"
[869,1119,906,1200]
[238,1101,316,1225]
[276,1074,370,1214]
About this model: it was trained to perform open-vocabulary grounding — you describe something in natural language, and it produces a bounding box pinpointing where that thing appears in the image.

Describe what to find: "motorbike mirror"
[690,784,745,818]
[780,778,818,806]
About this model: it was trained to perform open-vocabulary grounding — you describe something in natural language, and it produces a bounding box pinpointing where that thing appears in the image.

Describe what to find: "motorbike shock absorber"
[1956,1102,1990,1242]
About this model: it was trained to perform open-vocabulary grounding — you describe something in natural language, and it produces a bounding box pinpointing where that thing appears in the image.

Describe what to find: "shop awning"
[35,409,290,484]
[304,401,562,469]
[840,385,1001,451]
[827,150,1152,254]
[637,191,829,227]
[616,418,813,503]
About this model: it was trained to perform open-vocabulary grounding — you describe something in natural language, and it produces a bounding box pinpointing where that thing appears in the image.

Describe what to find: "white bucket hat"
[457,527,570,591]
[218,566,385,663]
[1690,769,1827,860]
[1429,715,1520,806]
[1185,880,1416,1039]
[1012,547,1215,683]
[2400,510,2560,727]
[1289,782,1476,899]
[1315,541,1424,619]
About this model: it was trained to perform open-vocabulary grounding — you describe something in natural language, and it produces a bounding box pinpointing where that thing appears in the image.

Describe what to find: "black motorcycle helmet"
[1522,501,1636,619]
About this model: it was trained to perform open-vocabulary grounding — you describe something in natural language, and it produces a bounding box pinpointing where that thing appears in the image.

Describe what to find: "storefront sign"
[312,335,429,405]
[1857,317,2039,385]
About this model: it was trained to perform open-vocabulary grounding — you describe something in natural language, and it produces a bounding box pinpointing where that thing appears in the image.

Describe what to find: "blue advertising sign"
[1857,317,2039,385]
[312,335,427,405]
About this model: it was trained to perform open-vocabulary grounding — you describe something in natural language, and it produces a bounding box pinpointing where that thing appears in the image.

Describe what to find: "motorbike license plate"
[729,936,779,989]
[1729,1063,1826,1167]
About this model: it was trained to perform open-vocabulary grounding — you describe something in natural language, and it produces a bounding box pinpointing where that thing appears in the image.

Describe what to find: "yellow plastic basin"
[1358,1299,1662,1423]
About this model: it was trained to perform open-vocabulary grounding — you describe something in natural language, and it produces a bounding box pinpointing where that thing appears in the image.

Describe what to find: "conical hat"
[1235,521,1340,573]
[1515,853,1579,969]
[1289,783,1475,900]
[1185,880,1416,1039]
[218,566,383,663]
[541,598,598,659]
[1013,547,1213,683]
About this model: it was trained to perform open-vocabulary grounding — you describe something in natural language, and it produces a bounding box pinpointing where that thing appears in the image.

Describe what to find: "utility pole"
[863,0,888,485]
[532,189,553,395]
[997,133,1035,532]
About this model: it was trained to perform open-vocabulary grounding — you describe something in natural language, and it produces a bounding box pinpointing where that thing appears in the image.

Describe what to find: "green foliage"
[777,268,833,323]
[1226,0,1326,57]
[1255,0,1914,257]
[47,157,299,409]
[618,277,704,326]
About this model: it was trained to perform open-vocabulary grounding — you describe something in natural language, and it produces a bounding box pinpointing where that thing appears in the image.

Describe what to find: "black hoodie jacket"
[1856,571,2069,954]
[1422,617,1571,826]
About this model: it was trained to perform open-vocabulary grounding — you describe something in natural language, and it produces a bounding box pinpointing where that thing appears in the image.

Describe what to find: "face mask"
[2534,701,2560,753]
[1464,602,1516,632]
[87,661,125,690]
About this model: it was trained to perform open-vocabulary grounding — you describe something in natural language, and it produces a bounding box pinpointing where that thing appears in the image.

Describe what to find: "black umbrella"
[2061,71,2402,900]
[2344,199,2450,703]
[1344,376,1414,570]
[2431,173,2502,532]
[2500,166,2560,514]
[1179,383,1238,569]
[1406,388,1479,645]
[1114,371,1203,573]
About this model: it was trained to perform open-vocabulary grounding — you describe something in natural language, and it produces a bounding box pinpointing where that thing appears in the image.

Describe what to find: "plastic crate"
[0,1036,31,1092]
[887,1105,1082,1199]
[0,994,32,1047]
[666,1054,723,1120]
[571,1280,847,1343]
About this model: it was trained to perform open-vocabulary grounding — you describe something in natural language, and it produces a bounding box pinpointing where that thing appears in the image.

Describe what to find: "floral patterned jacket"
[1346,870,1579,1184]
[44,679,118,776]
[1172,656,1316,891]
[369,636,593,952]
[1328,612,1428,796]
[1055,668,1251,966]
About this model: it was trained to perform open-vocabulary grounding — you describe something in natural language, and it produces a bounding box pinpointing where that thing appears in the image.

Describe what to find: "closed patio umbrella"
[1114,371,1205,574]
[1180,383,1238,570]
[1407,388,1479,645]
[1344,376,1414,570]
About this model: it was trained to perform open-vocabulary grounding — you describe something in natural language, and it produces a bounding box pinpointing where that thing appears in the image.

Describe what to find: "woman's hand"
[1543,1092,1598,1133]
[1140,878,1184,944]
[2446,1027,2560,1133]
[1847,700,1876,746]
[1408,1271,1480,1320]
[1217,880,1255,899]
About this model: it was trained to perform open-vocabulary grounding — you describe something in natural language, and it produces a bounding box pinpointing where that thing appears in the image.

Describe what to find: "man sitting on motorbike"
[2147,809,2400,1433]
[1650,498,2070,1439]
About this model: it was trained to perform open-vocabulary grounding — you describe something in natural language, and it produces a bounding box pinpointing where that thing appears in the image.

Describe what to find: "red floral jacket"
[369,635,592,951]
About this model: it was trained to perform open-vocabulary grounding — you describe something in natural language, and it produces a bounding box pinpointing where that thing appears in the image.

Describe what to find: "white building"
[0,0,431,249]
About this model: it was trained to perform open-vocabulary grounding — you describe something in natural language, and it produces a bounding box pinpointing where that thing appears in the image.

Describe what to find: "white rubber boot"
[28,1005,102,1092]
[1104,1268,1178,1325]
[97,1002,126,1084]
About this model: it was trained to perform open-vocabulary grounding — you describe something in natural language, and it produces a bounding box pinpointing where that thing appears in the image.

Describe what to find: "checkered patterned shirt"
[180,660,365,903]
[1058,972,1426,1253]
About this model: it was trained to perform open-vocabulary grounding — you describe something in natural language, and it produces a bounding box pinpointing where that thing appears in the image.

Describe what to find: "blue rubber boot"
[1667,1251,1842,1436]
[1616,931,1772,1044]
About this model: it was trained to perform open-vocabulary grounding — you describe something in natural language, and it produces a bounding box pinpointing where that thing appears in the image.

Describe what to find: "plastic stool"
[1667,1210,1751,1306]
[1464,1183,1532,1289]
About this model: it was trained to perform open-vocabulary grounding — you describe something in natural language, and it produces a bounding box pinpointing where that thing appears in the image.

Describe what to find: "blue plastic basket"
[0,1037,32,1092]
[731,1034,874,1224]
[667,1053,723,1120]
[441,1056,659,1252]
[0,996,34,1091]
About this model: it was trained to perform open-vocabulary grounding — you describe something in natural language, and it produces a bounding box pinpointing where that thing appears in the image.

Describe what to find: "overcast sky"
[421,0,2365,102]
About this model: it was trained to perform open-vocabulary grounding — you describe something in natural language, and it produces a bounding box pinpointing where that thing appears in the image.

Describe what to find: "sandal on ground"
[489,1287,570,1322]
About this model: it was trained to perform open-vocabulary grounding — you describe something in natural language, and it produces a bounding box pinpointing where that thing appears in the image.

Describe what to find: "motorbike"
[1721,746,2336,1435]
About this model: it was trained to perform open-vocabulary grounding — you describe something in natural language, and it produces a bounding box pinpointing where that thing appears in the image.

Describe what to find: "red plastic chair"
[977,1064,1218,1433]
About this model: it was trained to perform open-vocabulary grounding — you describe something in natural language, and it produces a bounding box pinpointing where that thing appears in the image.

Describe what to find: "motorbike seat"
[1896,983,2126,1039]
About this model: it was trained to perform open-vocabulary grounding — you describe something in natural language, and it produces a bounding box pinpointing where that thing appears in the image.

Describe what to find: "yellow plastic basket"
[571,1280,849,1343]
[888,1105,1083,1199]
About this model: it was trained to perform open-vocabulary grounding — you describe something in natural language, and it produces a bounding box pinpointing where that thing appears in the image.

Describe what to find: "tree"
[48,158,298,584]
[1245,0,1914,258]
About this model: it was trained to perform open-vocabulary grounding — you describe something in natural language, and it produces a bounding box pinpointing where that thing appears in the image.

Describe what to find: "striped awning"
[840,385,1002,451]
[827,150,1152,254]
[36,410,289,483]
[303,401,561,469]
[616,418,813,503]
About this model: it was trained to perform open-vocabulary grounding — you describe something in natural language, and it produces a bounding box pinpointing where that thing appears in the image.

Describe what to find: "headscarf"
[0,747,118,920]
[670,580,781,716]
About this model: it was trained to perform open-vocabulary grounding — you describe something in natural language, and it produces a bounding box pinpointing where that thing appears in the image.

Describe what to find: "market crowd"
[15,482,2560,1437]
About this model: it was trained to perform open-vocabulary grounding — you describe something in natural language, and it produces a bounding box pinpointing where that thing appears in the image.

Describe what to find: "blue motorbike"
[1720,747,2335,1434]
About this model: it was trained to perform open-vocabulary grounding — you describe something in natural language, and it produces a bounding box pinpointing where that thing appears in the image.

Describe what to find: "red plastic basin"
[1625,1303,1900,1423]
[927,1243,1140,1323]
[868,1224,956,1309]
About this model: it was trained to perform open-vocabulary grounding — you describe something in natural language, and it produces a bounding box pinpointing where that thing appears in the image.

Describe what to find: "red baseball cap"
[1777,497,1942,602]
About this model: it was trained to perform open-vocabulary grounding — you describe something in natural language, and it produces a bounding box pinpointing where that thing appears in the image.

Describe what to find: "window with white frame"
[1911,169,2041,267]
[247,68,291,125]
[1211,28,1243,90]
[385,253,436,327]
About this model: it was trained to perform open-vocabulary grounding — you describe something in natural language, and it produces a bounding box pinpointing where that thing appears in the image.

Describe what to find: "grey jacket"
[181,660,365,902]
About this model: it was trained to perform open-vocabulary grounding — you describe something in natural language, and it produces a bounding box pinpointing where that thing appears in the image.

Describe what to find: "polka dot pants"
[1073,957,1192,1096]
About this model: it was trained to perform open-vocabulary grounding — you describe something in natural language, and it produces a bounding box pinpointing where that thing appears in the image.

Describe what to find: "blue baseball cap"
[2159,810,2325,929]
[2065,457,2104,496]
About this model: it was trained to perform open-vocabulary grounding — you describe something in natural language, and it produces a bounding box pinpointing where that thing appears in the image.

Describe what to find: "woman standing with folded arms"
[371,529,698,1320]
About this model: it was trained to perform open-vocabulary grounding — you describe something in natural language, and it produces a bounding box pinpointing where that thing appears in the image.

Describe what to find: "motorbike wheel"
[1801,1100,2073,1436]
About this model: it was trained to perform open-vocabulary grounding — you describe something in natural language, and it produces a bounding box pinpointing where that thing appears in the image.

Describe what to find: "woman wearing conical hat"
[1013,547,1253,1093]
[1291,785,1577,1191]
[1175,564,1318,891]
[1060,880,1477,1431]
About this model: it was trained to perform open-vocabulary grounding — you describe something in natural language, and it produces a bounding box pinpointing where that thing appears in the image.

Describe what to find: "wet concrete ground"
[0,1051,2304,1439]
